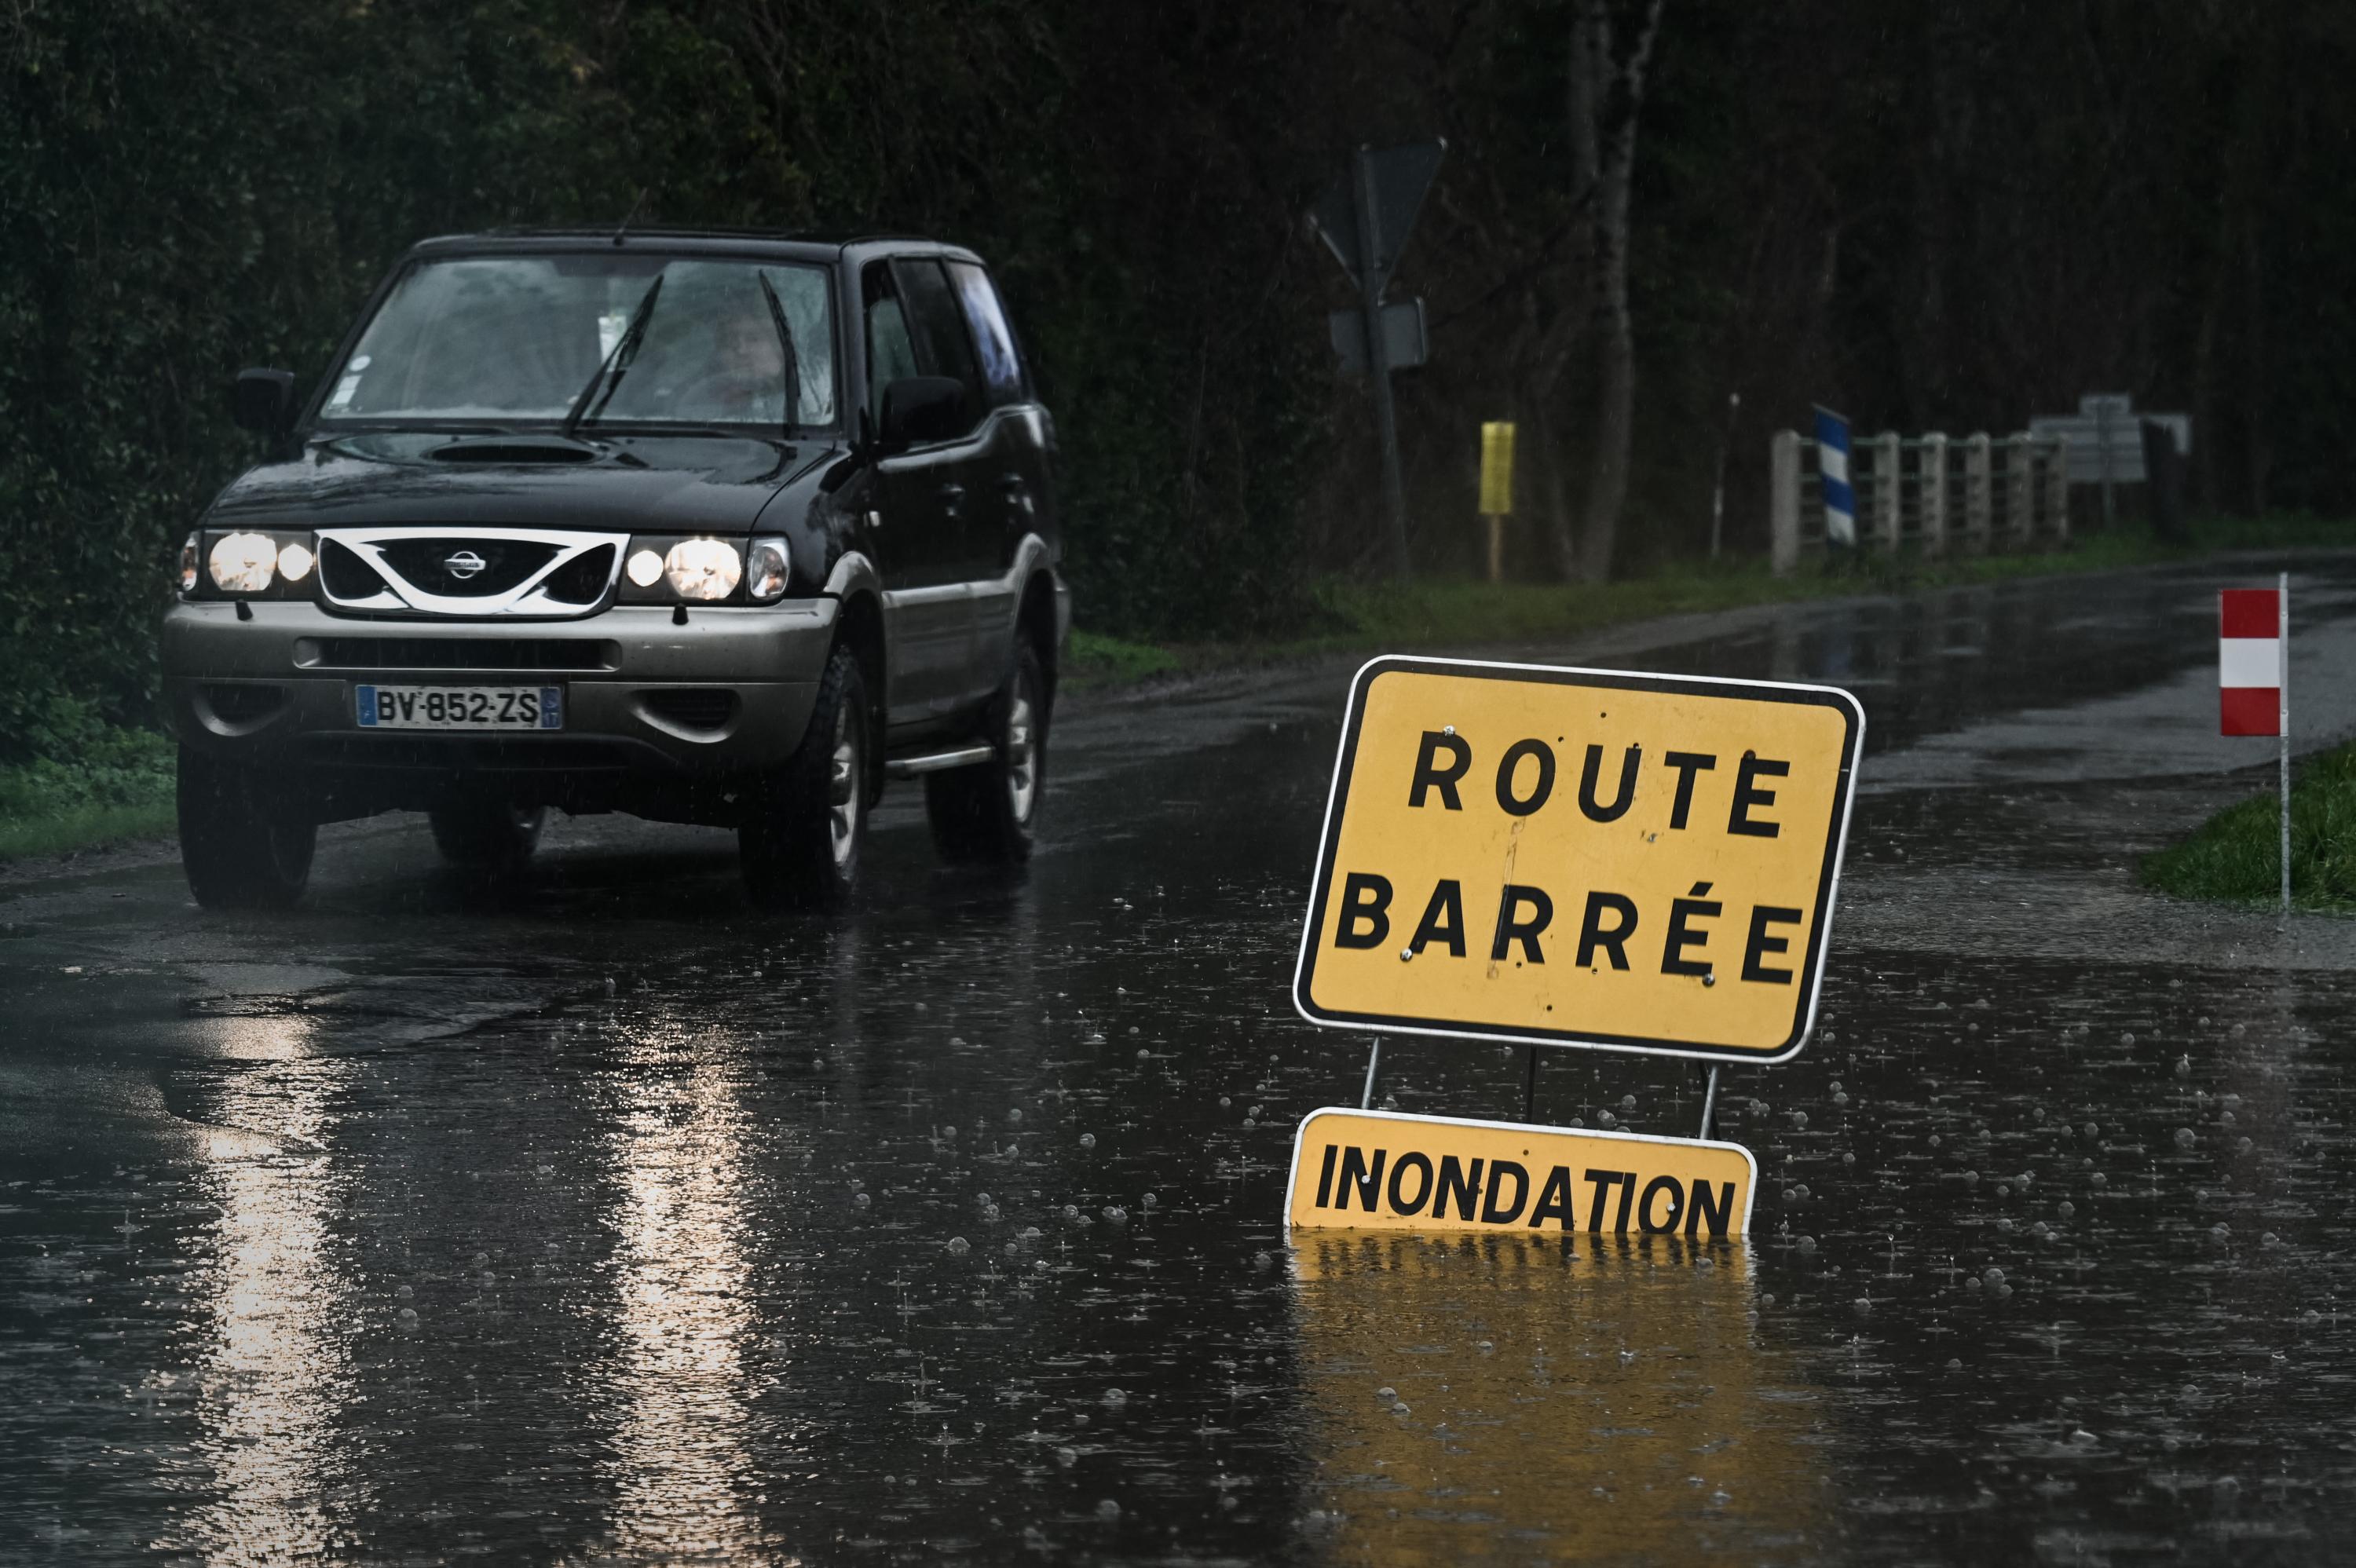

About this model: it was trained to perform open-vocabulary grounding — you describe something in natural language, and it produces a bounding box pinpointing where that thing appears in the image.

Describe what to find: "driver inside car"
[682,294,787,420]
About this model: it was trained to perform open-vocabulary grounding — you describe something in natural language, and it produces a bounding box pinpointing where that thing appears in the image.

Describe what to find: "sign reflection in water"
[1290,1232,1836,1560]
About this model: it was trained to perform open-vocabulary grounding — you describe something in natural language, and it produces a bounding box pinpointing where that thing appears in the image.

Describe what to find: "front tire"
[429,799,546,868]
[925,645,1047,864]
[741,643,869,910]
[177,745,316,910]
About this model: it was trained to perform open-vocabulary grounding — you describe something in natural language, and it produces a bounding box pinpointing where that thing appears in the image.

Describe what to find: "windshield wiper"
[562,273,664,439]
[754,269,802,433]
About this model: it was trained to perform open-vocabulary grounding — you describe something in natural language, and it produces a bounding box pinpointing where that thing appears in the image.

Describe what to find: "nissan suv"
[162,230,1066,909]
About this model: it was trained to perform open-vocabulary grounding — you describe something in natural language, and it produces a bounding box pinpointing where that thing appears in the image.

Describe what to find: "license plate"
[353,684,563,730]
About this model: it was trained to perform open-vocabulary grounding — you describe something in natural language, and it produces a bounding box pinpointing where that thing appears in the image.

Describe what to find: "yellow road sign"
[1480,421,1516,516]
[1287,1108,1755,1236]
[1294,656,1862,1062]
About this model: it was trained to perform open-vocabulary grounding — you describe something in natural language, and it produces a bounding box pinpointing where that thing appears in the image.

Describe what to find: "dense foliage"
[5,0,2351,763]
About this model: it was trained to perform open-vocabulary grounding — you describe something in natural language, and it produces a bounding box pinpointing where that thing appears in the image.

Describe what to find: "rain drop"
[2173,1128,2197,1150]
[1078,1134,1096,1150]
[947,1237,971,1256]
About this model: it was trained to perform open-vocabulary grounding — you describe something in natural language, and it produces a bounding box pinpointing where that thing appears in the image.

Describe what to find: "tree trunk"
[1550,0,1608,582]
[1571,0,1665,583]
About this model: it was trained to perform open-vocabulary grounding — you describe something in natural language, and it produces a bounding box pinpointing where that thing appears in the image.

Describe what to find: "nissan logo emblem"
[443,550,488,580]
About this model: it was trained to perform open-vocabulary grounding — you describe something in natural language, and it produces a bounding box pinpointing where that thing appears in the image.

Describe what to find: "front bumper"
[162,599,839,807]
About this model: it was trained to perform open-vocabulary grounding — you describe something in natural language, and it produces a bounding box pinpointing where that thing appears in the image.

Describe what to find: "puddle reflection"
[1293,1232,1837,1562]
[184,1016,375,1563]
[590,1025,786,1559]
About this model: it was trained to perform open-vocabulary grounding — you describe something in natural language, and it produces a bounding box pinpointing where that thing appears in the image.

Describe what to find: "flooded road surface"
[8,556,2356,1563]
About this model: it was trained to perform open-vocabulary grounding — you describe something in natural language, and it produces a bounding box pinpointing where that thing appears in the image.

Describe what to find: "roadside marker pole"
[2281,572,2291,916]
[2219,579,2292,916]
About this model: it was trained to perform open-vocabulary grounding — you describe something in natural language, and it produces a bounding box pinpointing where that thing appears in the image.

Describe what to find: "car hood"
[203,431,837,536]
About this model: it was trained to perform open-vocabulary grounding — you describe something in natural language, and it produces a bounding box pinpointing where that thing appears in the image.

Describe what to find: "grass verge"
[0,727,177,864]
[2143,740,2356,912]
[1065,515,2356,691]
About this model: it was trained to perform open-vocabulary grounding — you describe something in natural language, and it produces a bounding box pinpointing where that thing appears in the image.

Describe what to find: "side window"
[892,258,985,432]
[863,262,920,426]
[946,261,1027,408]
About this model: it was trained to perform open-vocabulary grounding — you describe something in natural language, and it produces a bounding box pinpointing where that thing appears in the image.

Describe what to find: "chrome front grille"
[314,526,627,618]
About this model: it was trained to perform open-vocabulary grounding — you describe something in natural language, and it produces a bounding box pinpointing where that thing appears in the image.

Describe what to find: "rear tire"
[429,799,546,868]
[741,643,869,911]
[177,744,316,910]
[925,645,1047,864]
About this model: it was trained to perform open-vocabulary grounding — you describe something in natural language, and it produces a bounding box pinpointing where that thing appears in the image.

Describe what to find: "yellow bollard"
[1479,421,1515,584]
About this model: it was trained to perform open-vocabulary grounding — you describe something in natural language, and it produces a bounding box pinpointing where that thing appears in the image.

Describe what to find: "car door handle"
[938,481,965,517]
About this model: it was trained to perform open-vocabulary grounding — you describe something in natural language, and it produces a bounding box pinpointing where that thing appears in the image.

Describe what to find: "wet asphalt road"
[9,557,2356,1564]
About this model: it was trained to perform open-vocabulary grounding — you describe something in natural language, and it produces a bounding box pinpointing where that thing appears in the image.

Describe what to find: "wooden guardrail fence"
[1769,429,2071,575]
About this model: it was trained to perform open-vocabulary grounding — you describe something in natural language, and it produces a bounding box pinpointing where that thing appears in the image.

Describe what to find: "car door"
[945,258,1050,689]
[866,259,972,725]
[885,257,1001,709]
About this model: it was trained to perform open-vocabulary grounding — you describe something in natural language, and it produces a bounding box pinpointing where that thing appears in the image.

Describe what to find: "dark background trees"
[4,0,2350,761]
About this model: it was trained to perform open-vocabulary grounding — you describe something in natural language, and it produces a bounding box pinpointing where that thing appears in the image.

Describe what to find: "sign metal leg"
[1698,1064,1720,1141]
[1522,1046,1539,1122]
[1360,1036,1383,1109]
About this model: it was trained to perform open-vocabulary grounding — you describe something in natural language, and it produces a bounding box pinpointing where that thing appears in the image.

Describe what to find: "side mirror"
[231,368,298,437]
[878,376,970,449]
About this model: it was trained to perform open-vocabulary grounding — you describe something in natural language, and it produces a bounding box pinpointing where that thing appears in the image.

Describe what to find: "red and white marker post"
[2219,572,2290,913]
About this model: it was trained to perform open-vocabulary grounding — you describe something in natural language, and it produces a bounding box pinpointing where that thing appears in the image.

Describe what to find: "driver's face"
[715,312,784,379]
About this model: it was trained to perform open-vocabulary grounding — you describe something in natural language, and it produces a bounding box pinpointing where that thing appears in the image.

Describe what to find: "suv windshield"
[317,253,837,431]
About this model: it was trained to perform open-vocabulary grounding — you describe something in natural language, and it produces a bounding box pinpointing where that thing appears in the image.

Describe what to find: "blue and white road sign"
[1814,405,1855,547]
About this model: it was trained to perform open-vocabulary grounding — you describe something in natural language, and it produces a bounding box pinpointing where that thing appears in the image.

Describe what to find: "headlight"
[626,547,664,587]
[208,532,278,593]
[665,538,741,601]
[178,532,200,595]
[746,537,791,602]
[277,541,316,583]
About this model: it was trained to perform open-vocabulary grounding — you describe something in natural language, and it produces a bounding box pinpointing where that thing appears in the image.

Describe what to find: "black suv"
[161,231,1066,908]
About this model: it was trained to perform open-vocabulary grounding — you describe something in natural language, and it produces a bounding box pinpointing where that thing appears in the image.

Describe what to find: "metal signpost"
[1284,656,1864,1237]
[1312,140,1445,580]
